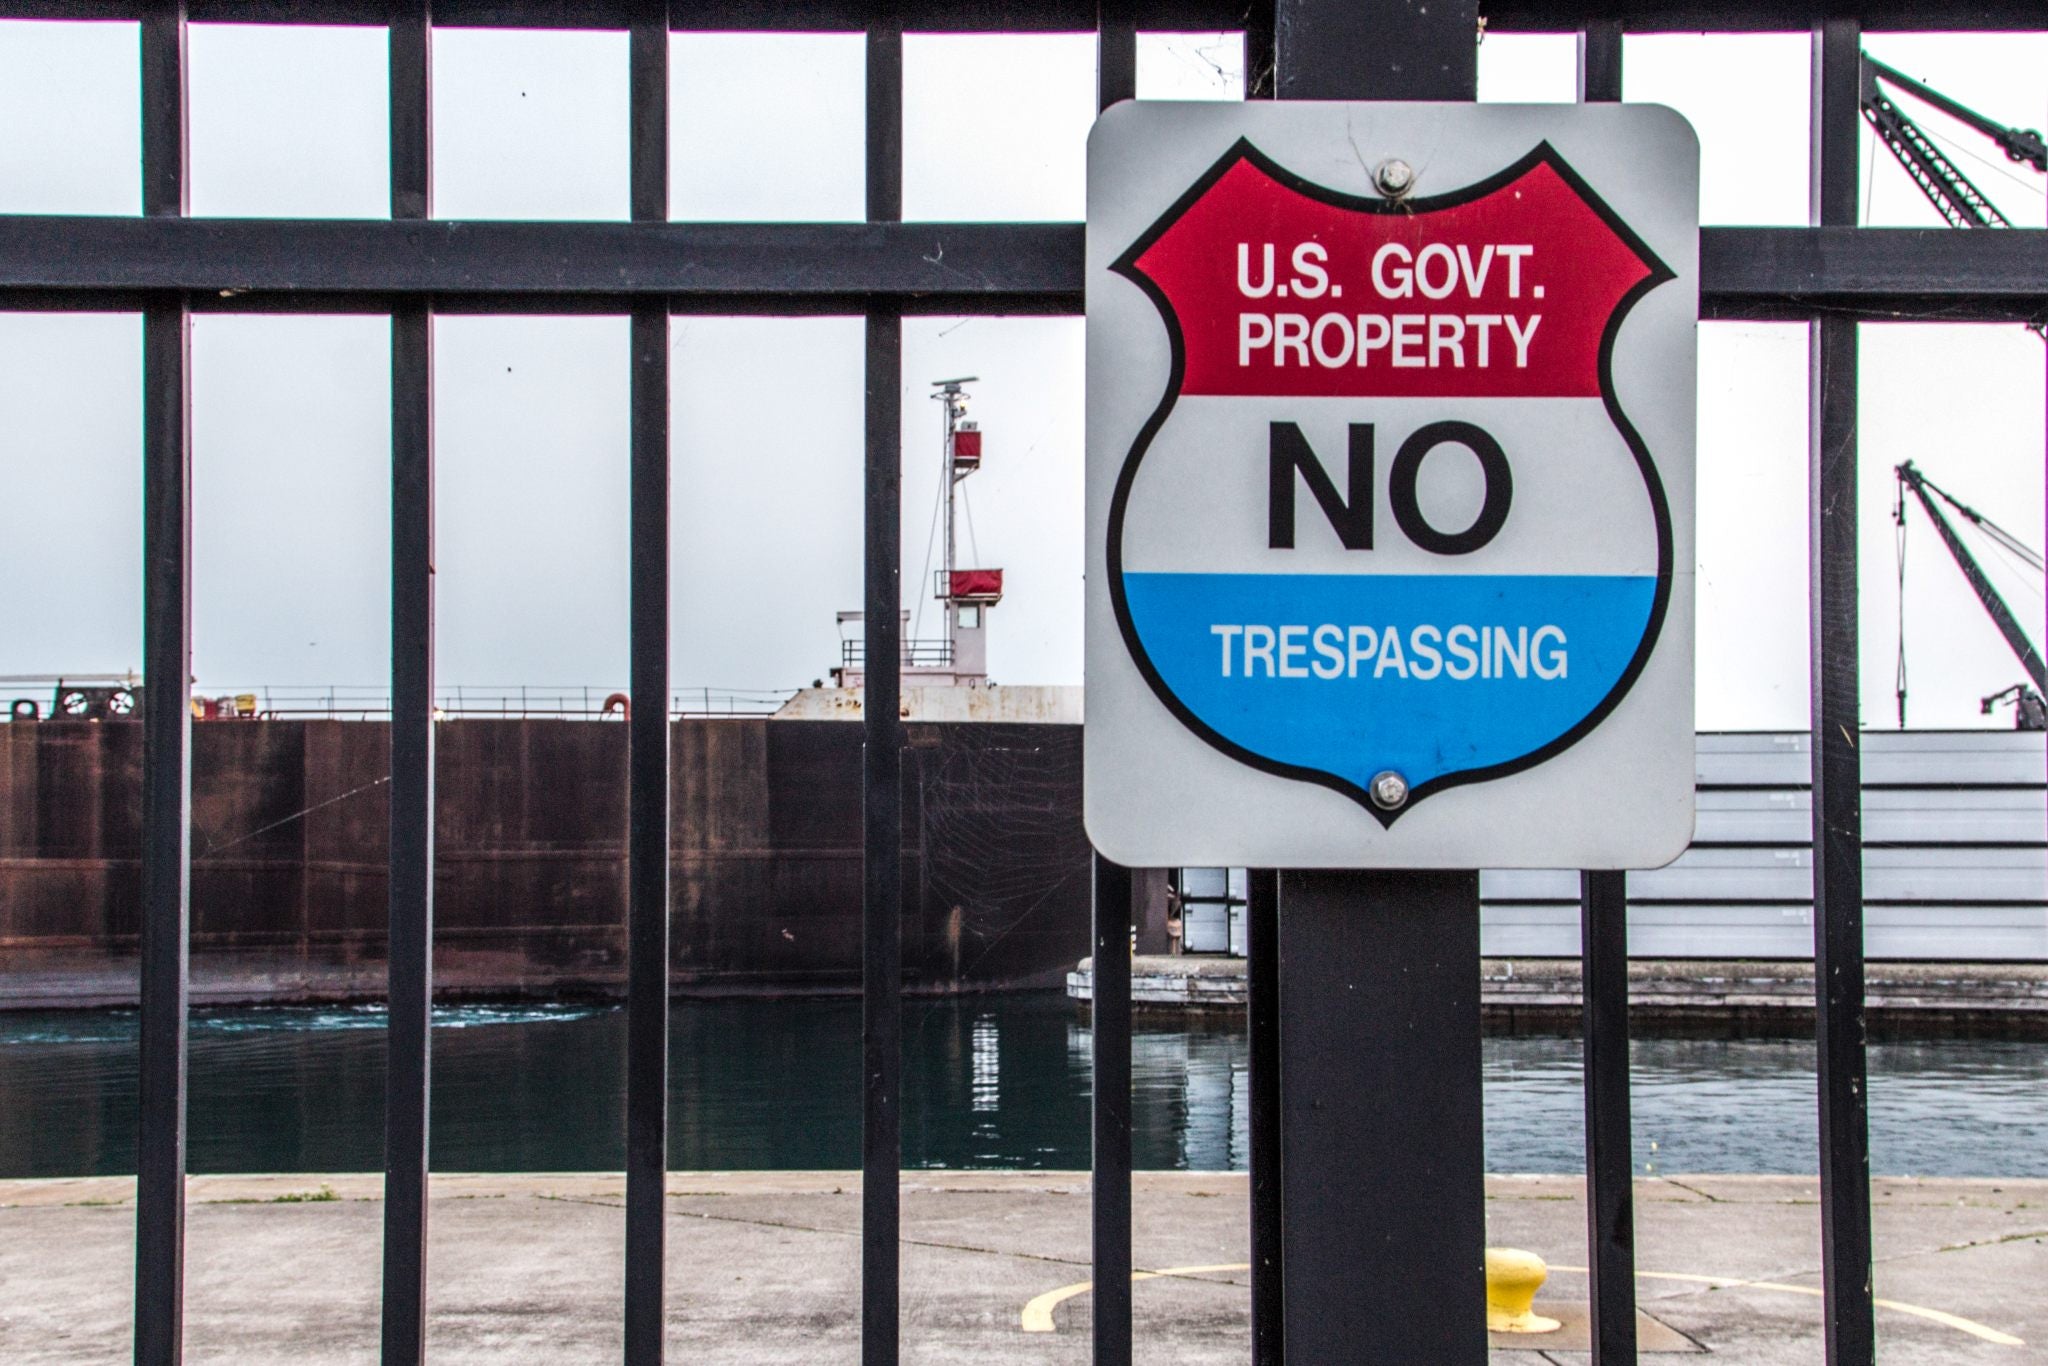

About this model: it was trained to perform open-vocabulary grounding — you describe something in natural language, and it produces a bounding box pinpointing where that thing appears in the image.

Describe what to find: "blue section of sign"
[1123,572,1658,791]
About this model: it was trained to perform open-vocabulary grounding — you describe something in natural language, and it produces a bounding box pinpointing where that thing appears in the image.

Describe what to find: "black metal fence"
[1,1,2043,1364]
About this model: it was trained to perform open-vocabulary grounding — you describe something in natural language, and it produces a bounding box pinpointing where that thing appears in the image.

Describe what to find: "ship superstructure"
[835,377,1004,690]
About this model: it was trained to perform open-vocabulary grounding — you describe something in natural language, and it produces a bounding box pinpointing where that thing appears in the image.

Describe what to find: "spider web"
[915,727,1091,986]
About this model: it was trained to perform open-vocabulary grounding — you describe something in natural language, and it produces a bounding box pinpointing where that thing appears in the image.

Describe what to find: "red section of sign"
[1127,147,1656,400]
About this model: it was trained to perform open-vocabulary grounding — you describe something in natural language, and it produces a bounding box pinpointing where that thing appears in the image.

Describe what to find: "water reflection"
[0,995,2042,1179]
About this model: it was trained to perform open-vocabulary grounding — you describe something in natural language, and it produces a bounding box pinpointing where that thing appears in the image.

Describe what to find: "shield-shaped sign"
[1085,103,1698,869]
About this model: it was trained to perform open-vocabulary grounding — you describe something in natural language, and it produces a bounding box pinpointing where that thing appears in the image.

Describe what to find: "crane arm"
[1860,60,2011,228]
[1863,55,2046,174]
[1897,461,2046,693]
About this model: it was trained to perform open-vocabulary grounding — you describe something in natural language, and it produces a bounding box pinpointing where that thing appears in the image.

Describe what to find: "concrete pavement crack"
[536,1192,1132,1274]
[1919,1227,2048,1256]
[1658,1177,1722,1203]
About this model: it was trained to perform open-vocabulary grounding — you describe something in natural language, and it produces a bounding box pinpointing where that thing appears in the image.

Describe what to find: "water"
[1,994,2043,1179]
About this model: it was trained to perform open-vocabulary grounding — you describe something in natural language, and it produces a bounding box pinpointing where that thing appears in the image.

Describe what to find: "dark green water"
[2,993,2043,1178]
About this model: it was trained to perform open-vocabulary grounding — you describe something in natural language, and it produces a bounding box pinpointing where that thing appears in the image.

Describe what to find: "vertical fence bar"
[1810,18,1875,1366]
[381,3,434,1362]
[860,315,903,1361]
[866,15,901,247]
[1271,3,1486,1362]
[1579,871,1636,1363]
[1576,21,1639,1366]
[1089,856,1132,1366]
[1245,868,1282,1366]
[134,4,189,1363]
[862,14,903,1361]
[1095,0,1134,109]
[1244,19,1280,1350]
[1089,14,1135,1365]
[1242,0,1275,100]
[1579,20,1622,103]
[624,3,672,1361]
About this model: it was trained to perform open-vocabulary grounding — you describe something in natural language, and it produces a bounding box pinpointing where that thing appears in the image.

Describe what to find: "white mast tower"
[931,377,1002,683]
[831,379,1002,690]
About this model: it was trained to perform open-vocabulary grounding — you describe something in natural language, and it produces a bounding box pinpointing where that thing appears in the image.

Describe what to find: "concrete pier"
[1069,956,2048,1036]
[2,1171,2038,1362]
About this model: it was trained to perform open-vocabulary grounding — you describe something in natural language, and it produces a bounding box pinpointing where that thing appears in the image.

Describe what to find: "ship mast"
[930,377,1001,682]
[935,377,974,607]
[831,380,1002,689]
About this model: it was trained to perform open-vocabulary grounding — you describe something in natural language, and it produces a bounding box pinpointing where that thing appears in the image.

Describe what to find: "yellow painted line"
[1549,1265,2024,1348]
[1020,1263,1250,1333]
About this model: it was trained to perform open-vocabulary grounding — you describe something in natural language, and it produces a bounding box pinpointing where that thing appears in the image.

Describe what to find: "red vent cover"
[949,568,1003,600]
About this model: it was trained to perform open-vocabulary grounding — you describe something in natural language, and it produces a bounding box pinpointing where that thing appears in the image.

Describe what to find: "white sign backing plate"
[1084,101,1699,870]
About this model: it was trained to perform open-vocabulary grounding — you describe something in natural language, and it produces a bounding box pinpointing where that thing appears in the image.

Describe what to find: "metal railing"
[1,2,2040,1365]
[1,683,799,721]
[840,638,954,670]
[198,684,794,720]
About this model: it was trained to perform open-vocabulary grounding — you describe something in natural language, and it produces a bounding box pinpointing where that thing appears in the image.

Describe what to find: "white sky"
[0,21,2041,729]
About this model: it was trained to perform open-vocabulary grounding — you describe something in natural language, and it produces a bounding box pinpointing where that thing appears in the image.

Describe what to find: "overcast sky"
[0,21,2041,729]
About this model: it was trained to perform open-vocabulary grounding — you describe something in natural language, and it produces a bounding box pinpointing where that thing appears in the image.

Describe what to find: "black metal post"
[1089,855,1132,1366]
[134,6,189,1363]
[861,304,903,1361]
[1811,18,1876,1366]
[624,3,671,1362]
[1577,22,1639,1366]
[1095,0,1134,109]
[862,16,903,1361]
[1579,18,1623,104]
[1089,16,1135,1366]
[1245,868,1283,1366]
[1245,22,1280,1358]
[1271,4,1485,1362]
[866,15,901,228]
[1277,871,1485,1362]
[1243,0,1276,101]
[381,4,433,1363]
[1274,0,1474,101]
[1580,872,1637,1364]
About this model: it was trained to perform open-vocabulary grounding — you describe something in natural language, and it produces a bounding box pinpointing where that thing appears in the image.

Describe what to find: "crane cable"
[1912,467,2045,573]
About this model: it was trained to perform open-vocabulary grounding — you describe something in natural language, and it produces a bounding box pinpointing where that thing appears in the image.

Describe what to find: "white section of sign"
[1120,398,1659,578]
[1084,101,1699,870]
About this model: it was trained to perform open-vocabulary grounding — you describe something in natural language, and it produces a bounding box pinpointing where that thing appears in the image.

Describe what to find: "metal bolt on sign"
[1370,770,1410,810]
[1374,158,1416,197]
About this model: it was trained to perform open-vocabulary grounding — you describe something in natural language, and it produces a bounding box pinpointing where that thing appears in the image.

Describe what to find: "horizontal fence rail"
[1,0,2044,28]
[1,220,2043,322]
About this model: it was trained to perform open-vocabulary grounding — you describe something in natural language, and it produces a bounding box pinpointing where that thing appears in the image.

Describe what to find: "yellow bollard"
[1486,1247,1563,1334]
